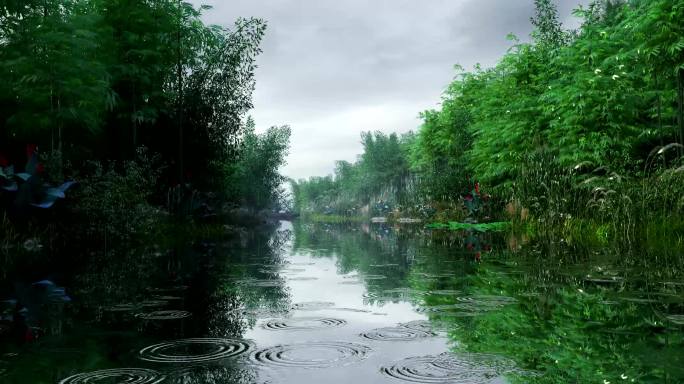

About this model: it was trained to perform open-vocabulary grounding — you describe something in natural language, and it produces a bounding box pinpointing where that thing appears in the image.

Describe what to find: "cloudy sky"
[193,0,589,180]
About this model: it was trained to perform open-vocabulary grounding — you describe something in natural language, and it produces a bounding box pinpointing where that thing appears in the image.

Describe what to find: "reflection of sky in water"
[245,252,432,340]
[242,222,508,384]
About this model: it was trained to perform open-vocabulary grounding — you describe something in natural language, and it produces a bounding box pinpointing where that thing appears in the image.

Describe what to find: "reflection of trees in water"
[165,365,259,384]
[291,222,504,309]
[74,247,170,319]
[422,238,684,383]
[291,222,424,300]
[293,222,684,383]
[2,226,292,383]
[221,226,293,328]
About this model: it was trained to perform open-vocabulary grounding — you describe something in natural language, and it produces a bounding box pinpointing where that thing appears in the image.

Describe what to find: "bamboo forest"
[1,0,684,383]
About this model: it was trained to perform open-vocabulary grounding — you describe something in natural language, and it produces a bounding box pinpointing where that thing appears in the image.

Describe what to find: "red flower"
[475,182,480,195]
[26,144,37,158]
[464,194,473,202]
[475,252,481,262]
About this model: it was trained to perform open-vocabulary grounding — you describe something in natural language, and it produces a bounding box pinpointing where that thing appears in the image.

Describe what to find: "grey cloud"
[192,0,590,180]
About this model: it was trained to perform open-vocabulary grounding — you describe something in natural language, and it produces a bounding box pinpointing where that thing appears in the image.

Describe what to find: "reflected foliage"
[0,225,291,383]
[294,222,684,383]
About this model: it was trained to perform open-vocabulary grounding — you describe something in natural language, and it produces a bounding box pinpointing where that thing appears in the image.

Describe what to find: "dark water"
[1,221,683,383]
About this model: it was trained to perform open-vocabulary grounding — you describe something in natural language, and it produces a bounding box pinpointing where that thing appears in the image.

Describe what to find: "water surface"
[1,221,683,383]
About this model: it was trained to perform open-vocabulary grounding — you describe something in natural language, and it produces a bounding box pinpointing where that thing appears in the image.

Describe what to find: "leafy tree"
[0,0,109,154]
[0,0,269,193]
[228,121,291,210]
[292,131,413,215]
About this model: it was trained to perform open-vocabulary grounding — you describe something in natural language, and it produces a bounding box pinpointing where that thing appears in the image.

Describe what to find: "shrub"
[68,147,165,246]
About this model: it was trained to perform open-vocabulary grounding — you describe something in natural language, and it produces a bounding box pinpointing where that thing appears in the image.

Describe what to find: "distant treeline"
[292,0,684,228]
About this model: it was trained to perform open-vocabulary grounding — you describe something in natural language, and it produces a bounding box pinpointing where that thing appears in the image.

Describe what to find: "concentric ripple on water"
[262,317,347,331]
[139,300,169,308]
[360,327,436,341]
[380,352,517,383]
[58,368,165,384]
[455,295,517,306]
[428,290,461,296]
[362,274,387,280]
[248,280,282,288]
[417,295,517,317]
[414,305,481,317]
[137,310,192,320]
[287,276,318,281]
[433,352,517,373]
[331,307,372,313]
[103,303,137,312]
[384,288,428,297]
[399,320,448,332]
[139,338,254,363]
[251,341,372,368]
[153,295,183,301]
[291,301,335,311]
[362,291,409,303]
[148,286,189,293]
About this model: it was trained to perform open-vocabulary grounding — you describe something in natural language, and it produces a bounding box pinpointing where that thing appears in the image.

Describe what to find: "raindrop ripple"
[380,352,517,383]
[360,327,436,341]
[262,317,347,331]
[137,310,192,320]
[251,341,372,368]
[58,368,165,384]
[139,338,254,363]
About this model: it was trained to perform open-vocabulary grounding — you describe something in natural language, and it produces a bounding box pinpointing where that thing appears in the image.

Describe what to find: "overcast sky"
[192,0,589,181]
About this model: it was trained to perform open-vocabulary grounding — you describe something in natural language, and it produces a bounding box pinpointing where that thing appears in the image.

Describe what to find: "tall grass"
[512,147,684,248]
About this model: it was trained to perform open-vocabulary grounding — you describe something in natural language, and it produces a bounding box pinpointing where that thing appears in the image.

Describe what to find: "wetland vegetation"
[1,0,684,383]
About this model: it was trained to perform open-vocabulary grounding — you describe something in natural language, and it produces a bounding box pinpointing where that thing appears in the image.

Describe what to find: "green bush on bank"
[292,1,684,238]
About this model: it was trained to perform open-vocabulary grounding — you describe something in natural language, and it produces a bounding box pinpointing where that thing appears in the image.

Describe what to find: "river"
[1,221,683,383]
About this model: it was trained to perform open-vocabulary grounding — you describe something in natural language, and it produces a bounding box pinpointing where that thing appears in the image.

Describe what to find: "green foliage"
[410,102,472,200]
[0,1,109,142]
[0,0,269,191]
[292,131,414,215]
[293,0,684,233]
[69,147,164,244]
[426,221,510,232]
[0,0,290,235]
[180,17,267,185]
[221,120,291,210]
[414,0,684,191]
[302,214,367,224]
